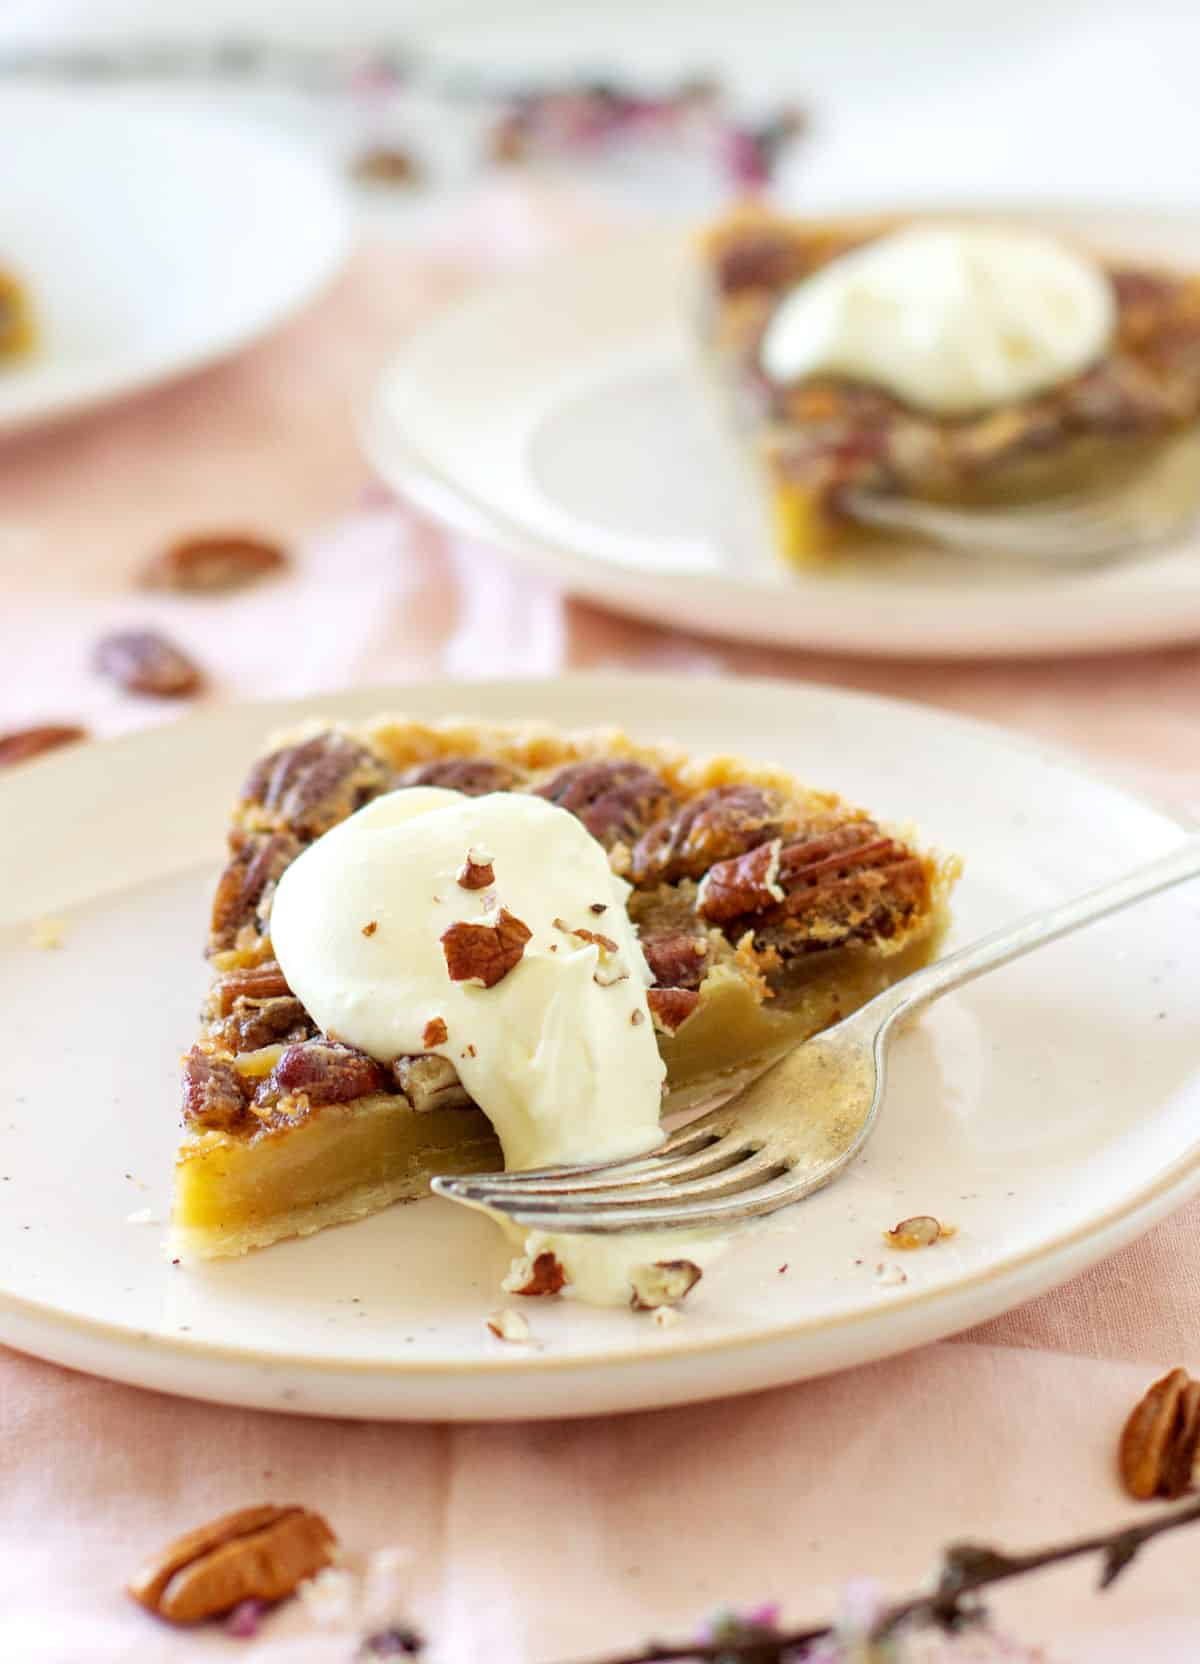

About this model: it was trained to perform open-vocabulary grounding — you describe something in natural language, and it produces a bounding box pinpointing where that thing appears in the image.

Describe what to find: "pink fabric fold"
[3,185,1200,1660]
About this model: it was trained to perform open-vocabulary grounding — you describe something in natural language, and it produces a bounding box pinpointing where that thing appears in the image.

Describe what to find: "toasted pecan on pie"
[171,717,957,1259]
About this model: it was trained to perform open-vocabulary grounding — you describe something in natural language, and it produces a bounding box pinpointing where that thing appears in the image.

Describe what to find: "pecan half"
[646,987,700,1035]
[211,962,291,1016]
[0,724,88,768]
[631,785,783,886]
[391,1053,474,1112]
[441,908,531,988]
[1119,1367,1194,1500]
[504,1251,567,1297]
[209,832,301,950]
[400,756,520,796]
[128,1503,336,1625]
[554,918,619,954]
[140,534,289,593]
[533,760,676,849]
[221,997,313,1054]
[630,1260,703,1310]
[696,838,785,923]
[94,630,203,698]
[242,733,393,839]
[260,1041,389,1110]
[457,849,495,890]
[181,1047,252,1132]
[640,930,709,991]
[760,827,927,950]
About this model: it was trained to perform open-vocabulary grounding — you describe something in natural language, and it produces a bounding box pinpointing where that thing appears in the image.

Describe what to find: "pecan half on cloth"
[140,534,289,593]
[93,629,203,698]
[128,1503,336,1625]
[1119,1367,1200,1500]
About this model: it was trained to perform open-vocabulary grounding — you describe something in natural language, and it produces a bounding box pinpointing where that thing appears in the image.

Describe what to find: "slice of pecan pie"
[172,718,958,1258]
[698,207,1200,564]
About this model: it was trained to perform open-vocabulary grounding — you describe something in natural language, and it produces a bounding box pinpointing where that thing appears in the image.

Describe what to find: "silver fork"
[841,430,1200,566]
[433,838,1200,1234]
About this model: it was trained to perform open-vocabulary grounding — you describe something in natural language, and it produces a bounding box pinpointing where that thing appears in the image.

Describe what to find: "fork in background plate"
[433,838,1200,1233]
[842,429,1200,566]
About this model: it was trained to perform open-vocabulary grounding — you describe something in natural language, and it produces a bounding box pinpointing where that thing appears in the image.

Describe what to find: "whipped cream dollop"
[270,787,666,1173]
[760,223,1115,415]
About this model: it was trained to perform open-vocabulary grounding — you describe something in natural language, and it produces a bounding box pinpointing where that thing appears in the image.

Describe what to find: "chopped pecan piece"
[391,1053,474,1112]
[504,1251,567,1297]
[400,756,520,796]
[128,1503,336,1625]
[639,930,709,991]
[631,785,784,885]
[696,838,785,923]
[441,908,532,988]
[884,1215,951,1250]
[140,534,288,593]
[422,1017,448,1048]
[533,760,675,849]
[94,630,203,698]
[242,733,393,839]
[630,1259,703,1310]
[487,1309,531,1343]
[260,1041,389,1110]
[209,832,301,950]
[646,987,700,1035]
[181,1047,252,1132]
[457,848,495,890]
[554,918,619,953]
[0,724,88,768]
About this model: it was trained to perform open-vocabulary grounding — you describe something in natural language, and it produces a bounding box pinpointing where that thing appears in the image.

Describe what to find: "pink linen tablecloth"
[4,189,1200,1663]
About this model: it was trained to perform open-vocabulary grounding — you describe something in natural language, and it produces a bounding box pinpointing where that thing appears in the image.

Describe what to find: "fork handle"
[880,835,1200,1024]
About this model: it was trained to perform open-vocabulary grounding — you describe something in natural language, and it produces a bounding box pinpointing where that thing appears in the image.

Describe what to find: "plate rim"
[0,91,353,436]
[362,206,1200,659]
[2,672,1198,1399]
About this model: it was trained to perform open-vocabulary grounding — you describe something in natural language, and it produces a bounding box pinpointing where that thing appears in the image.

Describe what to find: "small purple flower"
[721,126,771,189]
[359,1626,425,1658]
[225,1598,268,1639]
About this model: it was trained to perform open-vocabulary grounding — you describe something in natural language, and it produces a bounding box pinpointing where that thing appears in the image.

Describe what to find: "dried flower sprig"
[0,41,808,189]
[556,1496,1200,1662]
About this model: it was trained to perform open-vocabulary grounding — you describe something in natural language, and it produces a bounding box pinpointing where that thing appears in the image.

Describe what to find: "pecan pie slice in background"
[171,718,958,1260]
[697,206,1200,565]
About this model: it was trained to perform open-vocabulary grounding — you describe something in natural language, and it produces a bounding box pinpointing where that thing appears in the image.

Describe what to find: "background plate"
[0,91,350,434]
[1,675,1198,1420]
[365,207,1200,659]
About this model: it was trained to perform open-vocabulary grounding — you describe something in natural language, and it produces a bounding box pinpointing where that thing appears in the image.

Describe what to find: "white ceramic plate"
[1,674,1198,1421]
[0,91,351,433]
[365,206,1200,659]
